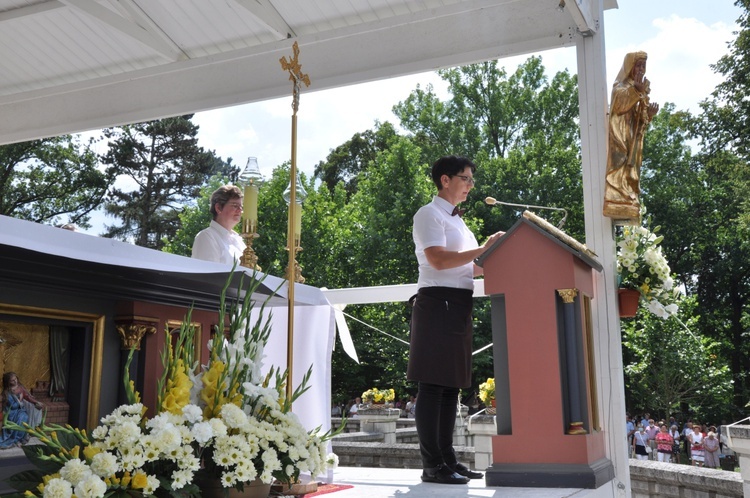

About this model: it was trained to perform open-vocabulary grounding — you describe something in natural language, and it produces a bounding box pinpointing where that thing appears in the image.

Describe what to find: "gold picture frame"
[0,303,104,431]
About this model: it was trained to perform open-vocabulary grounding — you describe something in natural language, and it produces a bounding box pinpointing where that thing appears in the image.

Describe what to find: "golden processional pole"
[279,42,310,404]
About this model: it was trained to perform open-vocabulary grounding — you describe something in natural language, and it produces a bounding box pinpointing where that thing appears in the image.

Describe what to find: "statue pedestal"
[358,406,400,444]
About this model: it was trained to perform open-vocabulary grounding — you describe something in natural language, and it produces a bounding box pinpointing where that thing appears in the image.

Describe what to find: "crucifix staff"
[279,41,310,404]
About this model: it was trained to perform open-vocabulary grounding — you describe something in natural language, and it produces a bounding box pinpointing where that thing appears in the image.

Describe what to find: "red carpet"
[302,484,354,497]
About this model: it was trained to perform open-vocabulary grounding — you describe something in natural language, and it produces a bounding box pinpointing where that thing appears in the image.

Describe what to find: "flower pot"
[197,477,271,498]
[618,288,640,318]
[486,399,496,415]
[271,480,318,496]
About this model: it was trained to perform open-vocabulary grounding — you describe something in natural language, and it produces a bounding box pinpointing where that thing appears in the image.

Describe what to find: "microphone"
[485,196,568,229]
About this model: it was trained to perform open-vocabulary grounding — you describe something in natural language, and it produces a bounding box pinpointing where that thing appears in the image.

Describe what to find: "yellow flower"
[479,378,495,403]
[163,360,192,414]
[131,472,149,490]
[200,360,229,419]
[128,380,141,403]
[162,393,180,414]
[200,389,216,406]
[41,474,59,485]
[362,387,396,403]
[83,445,101,462]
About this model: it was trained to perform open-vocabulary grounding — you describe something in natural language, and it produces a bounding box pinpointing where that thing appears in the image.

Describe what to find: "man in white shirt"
[192,185,246,264]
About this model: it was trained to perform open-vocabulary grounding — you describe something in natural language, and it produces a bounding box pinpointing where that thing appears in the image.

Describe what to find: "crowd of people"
[627,412,724,468]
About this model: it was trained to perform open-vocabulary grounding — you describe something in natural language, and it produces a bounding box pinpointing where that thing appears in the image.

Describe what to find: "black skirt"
[407,286,473,388]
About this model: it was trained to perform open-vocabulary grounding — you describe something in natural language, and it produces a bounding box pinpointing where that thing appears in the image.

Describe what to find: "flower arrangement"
[478,378,495,404]
[360,387,395,405]
[4,273,338,498]
[616,221,681,318]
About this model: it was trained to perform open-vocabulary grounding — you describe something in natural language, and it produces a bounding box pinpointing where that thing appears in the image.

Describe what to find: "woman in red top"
[655,424,674,463]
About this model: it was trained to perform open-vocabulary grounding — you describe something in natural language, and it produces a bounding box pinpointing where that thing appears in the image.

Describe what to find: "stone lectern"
[475,211,614,489]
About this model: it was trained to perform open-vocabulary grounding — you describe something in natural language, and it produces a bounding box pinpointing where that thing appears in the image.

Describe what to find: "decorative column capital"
[114,315,158,350]
[557,288,579,304]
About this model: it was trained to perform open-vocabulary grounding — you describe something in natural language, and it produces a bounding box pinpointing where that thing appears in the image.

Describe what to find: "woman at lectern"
[191,185,246,264]
[408,155,504,485]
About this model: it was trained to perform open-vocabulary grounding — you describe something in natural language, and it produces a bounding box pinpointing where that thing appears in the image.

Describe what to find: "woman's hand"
[482,231,505,249]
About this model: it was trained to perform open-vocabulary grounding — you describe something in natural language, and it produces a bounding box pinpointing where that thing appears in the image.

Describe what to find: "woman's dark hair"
[209,185,243,219]
[430,155,476,190]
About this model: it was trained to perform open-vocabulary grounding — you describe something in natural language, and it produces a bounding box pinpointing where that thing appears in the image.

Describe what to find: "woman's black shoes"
[421,464,470,484]
[451,462,483,479]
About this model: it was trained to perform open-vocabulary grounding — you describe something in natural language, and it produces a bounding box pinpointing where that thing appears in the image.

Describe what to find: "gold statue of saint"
[603,51,659,222]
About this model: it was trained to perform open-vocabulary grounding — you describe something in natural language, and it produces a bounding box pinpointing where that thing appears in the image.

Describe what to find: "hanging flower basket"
[616,220,681,318]
[618,288,640,318]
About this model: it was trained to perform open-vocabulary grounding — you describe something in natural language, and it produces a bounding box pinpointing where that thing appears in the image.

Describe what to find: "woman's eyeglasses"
[453,174,476,185]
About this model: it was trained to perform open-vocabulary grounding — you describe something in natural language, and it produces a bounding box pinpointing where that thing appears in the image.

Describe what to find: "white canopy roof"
[0,0,614,145]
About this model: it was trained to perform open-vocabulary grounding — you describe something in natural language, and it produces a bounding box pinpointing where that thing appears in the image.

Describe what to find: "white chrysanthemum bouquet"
[617,221,682,318]
[4,272,338,498]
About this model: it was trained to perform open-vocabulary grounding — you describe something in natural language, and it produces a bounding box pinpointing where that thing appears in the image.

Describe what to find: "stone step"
[332,441,475,470]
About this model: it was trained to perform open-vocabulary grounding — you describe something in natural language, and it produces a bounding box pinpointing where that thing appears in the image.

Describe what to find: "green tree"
[250,164,310,278]
[394,57,584,239]
[683,0,750,412]
[621,102,747,418]
[313,121,400,197]
[640,104,702,282]
[699,0,750,162]
[393,57,579,159]
[101,115,236,249]
[622,296,732,422]
[0,136,108,229]
[689,150,750,412]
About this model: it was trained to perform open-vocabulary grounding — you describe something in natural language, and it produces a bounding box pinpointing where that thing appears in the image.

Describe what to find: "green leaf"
[6,469,47,492]
[22,445,64,474]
